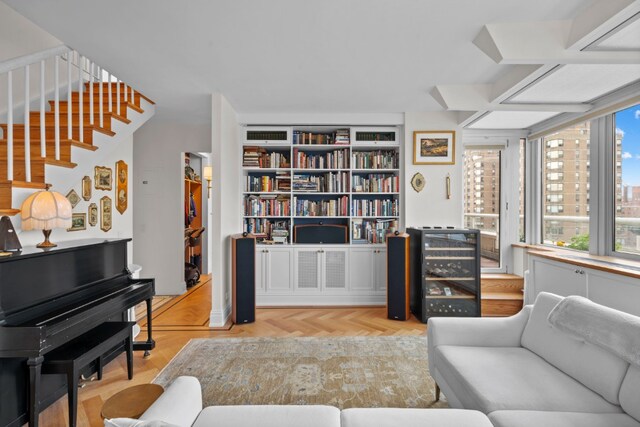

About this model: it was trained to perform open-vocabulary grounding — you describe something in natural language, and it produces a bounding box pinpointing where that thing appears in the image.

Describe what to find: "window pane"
[614,104,640,256]
[519,138,526,242]
[542,122,590,250]
[464,148,501,268]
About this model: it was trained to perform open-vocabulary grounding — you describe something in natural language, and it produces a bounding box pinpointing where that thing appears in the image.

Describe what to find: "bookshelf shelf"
[242,126,401,245]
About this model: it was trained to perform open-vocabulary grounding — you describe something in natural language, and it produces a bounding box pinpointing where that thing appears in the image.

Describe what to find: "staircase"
[0,47,154,216]
[481,273,524,317]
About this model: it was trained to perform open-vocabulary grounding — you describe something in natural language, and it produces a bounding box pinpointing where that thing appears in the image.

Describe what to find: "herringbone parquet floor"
[37,278,426,427]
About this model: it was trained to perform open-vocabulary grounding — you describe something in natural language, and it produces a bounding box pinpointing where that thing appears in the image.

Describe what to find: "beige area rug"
[153,336,448,409]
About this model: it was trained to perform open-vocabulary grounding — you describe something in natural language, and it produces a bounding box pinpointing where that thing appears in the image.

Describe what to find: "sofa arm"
[139,376,203,427]
[428,306,532,374]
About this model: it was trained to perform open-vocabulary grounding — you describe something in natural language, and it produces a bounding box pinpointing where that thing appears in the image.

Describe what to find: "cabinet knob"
[579,270,585,275]
[574,269,580,274]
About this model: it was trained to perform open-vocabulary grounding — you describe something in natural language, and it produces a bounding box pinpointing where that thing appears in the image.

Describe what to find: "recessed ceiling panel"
[468,111,560,129]
[592,17,640,50]
[510,64,640,103]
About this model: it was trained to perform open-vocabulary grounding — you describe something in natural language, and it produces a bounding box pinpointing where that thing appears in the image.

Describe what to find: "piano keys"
[0,238,155,427]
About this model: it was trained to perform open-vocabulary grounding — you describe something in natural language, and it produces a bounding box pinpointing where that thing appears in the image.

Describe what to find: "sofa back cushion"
[620,365,640,422]
[521,292,628,405]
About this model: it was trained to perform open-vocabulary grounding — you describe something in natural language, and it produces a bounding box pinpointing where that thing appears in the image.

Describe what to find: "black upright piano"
[0,238,155,427]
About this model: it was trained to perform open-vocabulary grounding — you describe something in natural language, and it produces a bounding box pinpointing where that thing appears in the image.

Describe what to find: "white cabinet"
[349,247,386,293]
[527,254,640,316]
[293,247,349,293]
[256,247,293,294]
[373,248,387,292]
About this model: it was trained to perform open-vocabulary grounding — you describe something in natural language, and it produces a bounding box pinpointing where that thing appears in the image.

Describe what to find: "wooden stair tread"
[481,273,524,280]
[45,158,77,168]
[481,292,524,301]
[70,141,98,151]
[6,180,48,189]
[0,208,20,216]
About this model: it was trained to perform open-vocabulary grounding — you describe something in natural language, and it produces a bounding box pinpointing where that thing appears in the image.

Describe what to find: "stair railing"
[1,45,134,182]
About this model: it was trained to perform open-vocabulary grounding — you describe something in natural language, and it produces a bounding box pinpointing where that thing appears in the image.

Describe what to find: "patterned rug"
[153,336,447,409]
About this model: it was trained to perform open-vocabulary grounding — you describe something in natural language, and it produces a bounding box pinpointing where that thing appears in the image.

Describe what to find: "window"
[464,148,501,268]
[542,122,590,250]
[614,104,640,256]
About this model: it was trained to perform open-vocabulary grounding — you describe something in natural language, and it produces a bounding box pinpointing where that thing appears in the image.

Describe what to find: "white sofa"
[428,292,640,427]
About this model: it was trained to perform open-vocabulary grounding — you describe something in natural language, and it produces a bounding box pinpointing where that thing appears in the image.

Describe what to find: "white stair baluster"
[24,65,31,182]
[116,77,120,116]
[131,87,135,106]
[54,56,60,160]
[124,82,128,102]
[89,61,94,125]
[99,66,104,128]
[6,70,13,181]
[40,59,46,158]
[107,71,112,113]
[78,55,84,143]
[67,51,72,140]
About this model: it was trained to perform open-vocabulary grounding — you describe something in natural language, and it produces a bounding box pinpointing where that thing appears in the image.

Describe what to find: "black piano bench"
[42,321,136,427]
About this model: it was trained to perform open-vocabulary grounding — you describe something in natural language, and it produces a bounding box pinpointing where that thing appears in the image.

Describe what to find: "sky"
[617,104,640,187]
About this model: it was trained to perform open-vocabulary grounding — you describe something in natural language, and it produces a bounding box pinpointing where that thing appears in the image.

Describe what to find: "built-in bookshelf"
[242,126,401,245]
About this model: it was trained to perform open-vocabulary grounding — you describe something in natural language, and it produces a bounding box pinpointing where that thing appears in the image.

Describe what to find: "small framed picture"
[66,189,81,208]
[413,130,456,165]
[100,196,112,232]
[94,166,113,191]
[67,213,86,231]
[88,203,98,226]
[82,176,92,201]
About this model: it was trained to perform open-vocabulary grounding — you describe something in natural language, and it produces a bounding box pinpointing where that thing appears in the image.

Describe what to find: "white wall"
[210,93,241,326]
[403,111,464,228]
[0,2,61,63]
[133,117,210,295]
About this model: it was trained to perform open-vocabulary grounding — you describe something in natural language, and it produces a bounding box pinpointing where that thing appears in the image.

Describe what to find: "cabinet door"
[349,248,374,291]
[323,248,349,291]
[373,248,387,292]
[529,256,587,299]
[587,269,640,316]
[265,248,293,293]
[255,248,266,293]
[295,248,322,292]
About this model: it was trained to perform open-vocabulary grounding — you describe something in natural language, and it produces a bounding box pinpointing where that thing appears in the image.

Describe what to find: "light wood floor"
[37,278,426,426]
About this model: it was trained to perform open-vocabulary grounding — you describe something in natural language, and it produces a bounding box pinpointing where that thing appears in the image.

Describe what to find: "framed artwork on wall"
[68,213,86,231]
[413,130,456,165]
[116,160,128,214]
[95,166,113,191]
[100,196,112,232]
[88,203,98,226]
[66,189,81,208]
[82,176,92,201]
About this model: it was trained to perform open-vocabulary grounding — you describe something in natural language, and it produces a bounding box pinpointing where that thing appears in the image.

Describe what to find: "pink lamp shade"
[20,190,72,248]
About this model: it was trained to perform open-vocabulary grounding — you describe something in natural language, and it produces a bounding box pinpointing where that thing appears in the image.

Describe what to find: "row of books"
[243,147,290,168]
[292,172,349,193]
[243,218,290,243]
[245,173,291,192]
[351,150,399,170]
[293,130,350,145]
[352,219,398,244]
[244,195,291,217]
[293,196,349,217]
[351,199,399,217]
[293,148,349,169]
[352,174,400,193]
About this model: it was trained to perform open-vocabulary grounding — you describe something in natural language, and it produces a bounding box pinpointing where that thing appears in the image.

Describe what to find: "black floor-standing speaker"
[231,233,256,324]
[386,232,411,321]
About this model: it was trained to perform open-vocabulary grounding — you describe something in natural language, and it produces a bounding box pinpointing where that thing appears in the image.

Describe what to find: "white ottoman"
[341,408,493,427]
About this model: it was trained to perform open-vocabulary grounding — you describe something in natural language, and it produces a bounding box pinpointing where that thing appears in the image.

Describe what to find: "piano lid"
[0,238,132,263]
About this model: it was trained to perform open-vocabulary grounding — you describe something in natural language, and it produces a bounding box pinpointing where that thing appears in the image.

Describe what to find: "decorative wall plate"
[411,172,425,193]
[100,196,112,232]
[88,203,98,226]
[66,189,81,208]
[116,160,128,214]
[82,176,92,201]
[95,166,113,191]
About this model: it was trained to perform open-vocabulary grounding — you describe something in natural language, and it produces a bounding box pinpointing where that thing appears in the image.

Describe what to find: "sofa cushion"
[435,345,623,414]
[489,411,640,427]
[341,408,493,427]
[521,292,629,404]
[620,365,640,422]
[192,405,340,427]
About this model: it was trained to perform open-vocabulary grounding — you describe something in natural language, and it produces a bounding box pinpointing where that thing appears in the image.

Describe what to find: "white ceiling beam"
[474,20,640,65]
[568,0,640,49]
[431,85,592,112]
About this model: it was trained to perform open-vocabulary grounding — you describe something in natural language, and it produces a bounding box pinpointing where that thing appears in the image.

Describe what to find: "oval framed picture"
[411,172,425,193]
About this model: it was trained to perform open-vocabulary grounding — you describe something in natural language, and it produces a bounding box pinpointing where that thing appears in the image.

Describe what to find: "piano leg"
[27,356,44,427]
[133,297,156,357]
